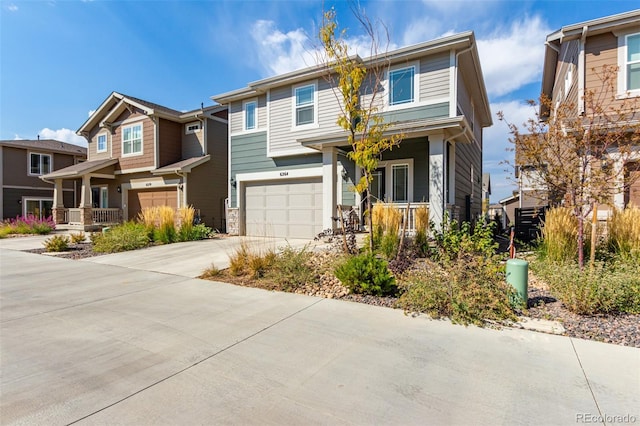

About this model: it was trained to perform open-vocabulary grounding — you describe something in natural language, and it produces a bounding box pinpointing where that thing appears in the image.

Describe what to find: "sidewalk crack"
[570,338,605,426]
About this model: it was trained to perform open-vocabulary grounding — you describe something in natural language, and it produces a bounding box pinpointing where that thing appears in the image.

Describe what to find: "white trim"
[27,151,53,176]
[267,146,318,158]
[291,81,319,130]
[578,37,586,114]
[384,60,420,112]
[96,132,108,153]
[617,31,640,97]
[90,185,109,208]
[22,197,53,219]
[243,99,258,132]
[449,50,457,117]
[121,122,144,157]
[120,178,181,221]
[3,184,73,191]
[185,121,202,134]
[378,158,414,203]
[115,115,148,127]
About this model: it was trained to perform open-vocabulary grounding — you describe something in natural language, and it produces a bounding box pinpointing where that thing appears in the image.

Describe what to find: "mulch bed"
[25,243,103,260]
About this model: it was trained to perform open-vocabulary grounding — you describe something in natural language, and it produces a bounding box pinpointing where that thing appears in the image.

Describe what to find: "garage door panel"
[128,188,177,221]
[244,178,323,239]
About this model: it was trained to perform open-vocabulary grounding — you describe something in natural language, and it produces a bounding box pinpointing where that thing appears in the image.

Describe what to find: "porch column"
[322,147,337,231]
[80,175,92,227]
[429,133,445,230]
[52,179,66,224]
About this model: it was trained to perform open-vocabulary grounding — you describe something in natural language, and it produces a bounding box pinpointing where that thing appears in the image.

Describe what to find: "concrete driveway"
[1,248,639,425]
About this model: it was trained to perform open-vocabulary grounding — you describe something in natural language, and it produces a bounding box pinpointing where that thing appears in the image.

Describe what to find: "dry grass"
[178,206,195,229]
[228,240,276,279]
[415,205,429,234]
[608,206,640,260]
[138,206,159,229]
[541,207,578,262]
[372,202,402,234]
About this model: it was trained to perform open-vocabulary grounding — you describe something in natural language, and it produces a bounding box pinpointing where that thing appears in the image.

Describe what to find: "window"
[91,187,108,208]
[626,33,640,91]
[29,153,51,175]
[392,164,409,202]
[122,124,142,155]
[389,66,415,106]
[185,122,201,134]
[24,198,53,219]
[97,134,107,153]
[244,101,257,130]
[294,84,315,126]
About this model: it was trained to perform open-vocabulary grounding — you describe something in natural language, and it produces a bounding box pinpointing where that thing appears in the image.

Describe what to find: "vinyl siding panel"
[229,95,267,135]
[2,147,75,190]
[229,131,321,206]
[381,103,449,124]
[158,118,182,167]
[420,52,450,101]
[585,32,620,110]
[338,153,356,206]
[269,78,342,154]
[381,137,430,202]
[87,127,111,161]
[111,113,155,171]
[182,129,205,158]
[230,101,243,134]
[454,141,482,221]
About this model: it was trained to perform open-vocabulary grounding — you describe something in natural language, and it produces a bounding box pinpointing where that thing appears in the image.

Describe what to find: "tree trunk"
[589,202,598,270]
[577,210,585,269]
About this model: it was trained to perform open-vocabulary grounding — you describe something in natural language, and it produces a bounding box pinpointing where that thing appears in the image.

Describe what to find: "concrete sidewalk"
[1,249,638,425]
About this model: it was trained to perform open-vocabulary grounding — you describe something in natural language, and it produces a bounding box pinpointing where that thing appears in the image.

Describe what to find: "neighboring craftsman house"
[522,10,640,216]
[0,139,86,220]
[41,92,228,230]
[213,31,491,238]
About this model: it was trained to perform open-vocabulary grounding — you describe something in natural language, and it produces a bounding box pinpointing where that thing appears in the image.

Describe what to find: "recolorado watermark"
[576,413,637,423]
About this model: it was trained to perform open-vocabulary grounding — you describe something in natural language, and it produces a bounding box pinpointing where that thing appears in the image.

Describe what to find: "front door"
[91,187,108,208]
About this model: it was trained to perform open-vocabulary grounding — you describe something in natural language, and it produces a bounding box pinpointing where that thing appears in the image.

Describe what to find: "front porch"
[53,207,122,231]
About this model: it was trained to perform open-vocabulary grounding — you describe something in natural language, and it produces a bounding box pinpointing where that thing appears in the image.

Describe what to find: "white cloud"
[250,20,316,76]
[477,16,551,97]
[7,3,18,12]
[38,128,87,147]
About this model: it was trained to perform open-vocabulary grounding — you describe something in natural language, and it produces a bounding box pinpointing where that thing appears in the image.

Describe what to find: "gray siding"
[381,102,449,124]
[182,126,205,158]
[338,153,356,206]
[229,95,268,135]
[381,137,430,202]
[269,78,342,154]
[454,141,482,222]
[230,132,322,206]
[555,39,580,108]
[420,52,450,101]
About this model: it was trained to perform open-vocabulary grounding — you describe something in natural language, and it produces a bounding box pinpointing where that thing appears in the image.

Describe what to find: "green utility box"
[506,259,529,308]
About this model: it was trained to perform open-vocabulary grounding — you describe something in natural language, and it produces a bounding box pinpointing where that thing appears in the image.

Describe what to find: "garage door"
[128,187,178,221]
[244,178,323,238]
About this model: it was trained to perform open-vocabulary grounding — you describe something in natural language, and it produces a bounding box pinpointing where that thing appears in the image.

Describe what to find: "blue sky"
[1,0,638,202]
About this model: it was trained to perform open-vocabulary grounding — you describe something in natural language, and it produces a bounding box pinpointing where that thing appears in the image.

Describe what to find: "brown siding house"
[42,92,228,231]
[0,139,86,220]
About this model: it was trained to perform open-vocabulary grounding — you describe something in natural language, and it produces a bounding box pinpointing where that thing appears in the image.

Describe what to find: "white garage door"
[244,178,323,238]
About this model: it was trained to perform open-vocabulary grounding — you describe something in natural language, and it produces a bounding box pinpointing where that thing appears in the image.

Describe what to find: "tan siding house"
[0,139,86,220]
[42,92,228,231]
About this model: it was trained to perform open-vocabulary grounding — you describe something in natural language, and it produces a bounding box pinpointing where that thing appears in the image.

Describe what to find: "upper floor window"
[244,101,257,130]
[626,33,640,92]
[294,83,316,127]
[389,66,415,106]
[29,153,51,175]
[97,134,107,153]
[122,124,142,155]
[185,122,201,134]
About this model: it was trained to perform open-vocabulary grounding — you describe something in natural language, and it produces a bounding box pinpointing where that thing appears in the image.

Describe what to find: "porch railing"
[68,208,82,225]
[386,202,430,234]
[93,208,121,224]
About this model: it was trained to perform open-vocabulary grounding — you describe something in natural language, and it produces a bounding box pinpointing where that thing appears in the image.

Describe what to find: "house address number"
[279,172,288,177]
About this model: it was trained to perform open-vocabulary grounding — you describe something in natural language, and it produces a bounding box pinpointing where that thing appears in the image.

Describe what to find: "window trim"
[96,132,108,153]
[121,123,143,157]
[243,99,258,131]
[185,121,201,135]
[292,81,318,129]
[378,158,414,203]
[385,61,420,111]
[22,197,53,219]
[27,152,52,176]
[617,31,640,97]
[91,186,108,208]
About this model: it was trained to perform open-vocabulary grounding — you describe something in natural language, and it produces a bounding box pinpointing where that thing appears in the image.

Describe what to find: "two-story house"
[0,139,86,221]
[213,32,491,238]
[533,10,640,213]
[42,92,228,231]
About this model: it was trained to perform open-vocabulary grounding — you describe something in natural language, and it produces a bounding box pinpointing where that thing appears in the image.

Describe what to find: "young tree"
[319,8,403,252]
[499,65,640,268]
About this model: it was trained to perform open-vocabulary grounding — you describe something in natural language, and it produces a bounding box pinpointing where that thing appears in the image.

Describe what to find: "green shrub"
[92,222,150,253]
[607,207,640,262]
[334,253,396,296]
[379,232,399,260]
[267,245,315,291]
[178,223,213,241]
[398,255,517,326]
[431,217,497,260]
[69,232,86,244]
[533,259,640,315]
[43,235,70,252]
[0,226,12,238]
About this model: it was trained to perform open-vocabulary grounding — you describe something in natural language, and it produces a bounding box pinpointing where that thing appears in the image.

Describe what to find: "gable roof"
[152,155,211,175]
[0,139,87,156]
[542,10,640,104]
[77,92,226,136]
[211,32,491,127]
